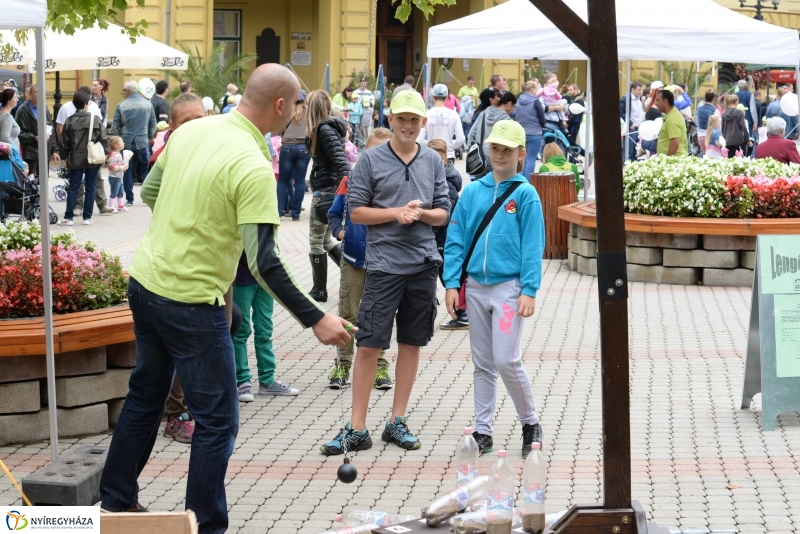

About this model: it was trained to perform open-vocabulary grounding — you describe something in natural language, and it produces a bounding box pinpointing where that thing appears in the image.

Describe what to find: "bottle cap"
[498,450,507,457]
[532,443,541,450]
[464,427,472,435]
[335,514,343,522]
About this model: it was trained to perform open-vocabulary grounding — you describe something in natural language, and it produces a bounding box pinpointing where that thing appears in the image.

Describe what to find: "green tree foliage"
[168,44,257,106]
[392,0,457,23]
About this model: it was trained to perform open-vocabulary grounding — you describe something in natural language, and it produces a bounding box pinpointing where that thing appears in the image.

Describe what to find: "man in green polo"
[100,64,352,534]
[656,89,688,156]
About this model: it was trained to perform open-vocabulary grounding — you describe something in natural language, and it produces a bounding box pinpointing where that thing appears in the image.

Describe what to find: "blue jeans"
[65,167,98,220]
[278,143,310,219]
[122,145,150,203]
[100,278,239,534]
[108,177,124,199]
[523,134,543,179]
[625,130,640,161]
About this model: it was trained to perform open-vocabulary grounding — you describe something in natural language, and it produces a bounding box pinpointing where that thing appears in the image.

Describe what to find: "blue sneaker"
[381,416,421,450]
[320,423,372,456]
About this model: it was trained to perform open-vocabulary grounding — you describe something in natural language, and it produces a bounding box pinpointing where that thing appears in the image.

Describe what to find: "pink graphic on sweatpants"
[498,303,515,334]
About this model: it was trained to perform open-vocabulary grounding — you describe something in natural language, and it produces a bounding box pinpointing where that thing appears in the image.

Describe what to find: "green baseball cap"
[390,90,426,116]
[484,120,526,148]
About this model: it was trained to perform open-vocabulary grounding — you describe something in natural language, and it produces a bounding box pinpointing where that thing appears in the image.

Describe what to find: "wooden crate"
[529,172,578,259]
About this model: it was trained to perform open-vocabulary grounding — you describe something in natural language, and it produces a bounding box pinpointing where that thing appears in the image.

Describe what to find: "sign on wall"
[741,235,800,430]
[291,51,312,66]
[291,32,311,40]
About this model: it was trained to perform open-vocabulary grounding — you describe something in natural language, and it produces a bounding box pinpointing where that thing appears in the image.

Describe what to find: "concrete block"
[663,249,739,269]
[570,223,578,237]
[0,404,108,445]
[627,264,702,285]
[576,225,597,241]
[703,234,756,251]
[626,231,699,249]
[0,380,40,414]
[575,238,597,258]
[741,250,756,270]
[703,268,755,287]
[568,253,579,272]
[42,368,131,408]
[107,398,125,426]
[626,246,663,266]
[0,347,107,384]
[577,256,597,276]
[568,235,580,255]
[22,445,107,506]
[106,341,136,368]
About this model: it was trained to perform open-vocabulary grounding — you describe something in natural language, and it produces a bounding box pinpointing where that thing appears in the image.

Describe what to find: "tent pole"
[584,61,593,202]
[377,64,384,127]
[424,60,431,109]
[624,60,631,164]
[325,63,331,93]
[36,26,59,464]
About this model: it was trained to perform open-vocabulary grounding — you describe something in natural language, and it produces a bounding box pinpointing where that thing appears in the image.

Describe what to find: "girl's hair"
[726,94,739,108]
[1,88,16,108]
[543,72,557,84]
[522,80,539,93]
[367,127,392,145]
[478,87,498,111]
[706,114,721,132]
[306,90,332,153]
[427,139,448,157]
[293,101,307,124]
[498,92,517,106]
[645,89,660,112]
[341,86,354,98]
[108,136,123,150]
[704,90,716,103]
[94,79,110,93]
[543,142,564,161]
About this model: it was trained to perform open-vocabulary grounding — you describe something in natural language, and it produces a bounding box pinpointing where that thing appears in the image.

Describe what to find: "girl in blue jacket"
[443,120,545,459]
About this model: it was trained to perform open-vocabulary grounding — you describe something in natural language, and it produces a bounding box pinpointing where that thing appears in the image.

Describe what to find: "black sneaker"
[381,416,421,450]
[320,423,372,455]
[374,367,393,390]
[522,422,543,459]
[472,431,494,456]
[439,318,469,330]
[328,364,350,389]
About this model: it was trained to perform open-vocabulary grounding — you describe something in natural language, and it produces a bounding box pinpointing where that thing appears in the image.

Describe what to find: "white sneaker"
[238,382,255,402]
[82,219,93,225]
[111,207,118,213]
[58,219,73,226]
[120,206,129,212]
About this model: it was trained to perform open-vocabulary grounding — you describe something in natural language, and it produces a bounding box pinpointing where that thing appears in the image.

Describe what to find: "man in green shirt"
[656,89,688,156]
[99,64,352,534]
[458,75,479,106]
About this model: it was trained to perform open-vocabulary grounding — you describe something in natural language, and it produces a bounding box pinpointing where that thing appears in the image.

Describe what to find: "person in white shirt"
[417,84,465,162]
[353,78,375,144]
[56,87,102,138]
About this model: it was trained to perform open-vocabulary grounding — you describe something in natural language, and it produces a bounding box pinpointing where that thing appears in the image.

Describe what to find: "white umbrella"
[0,22,188,72]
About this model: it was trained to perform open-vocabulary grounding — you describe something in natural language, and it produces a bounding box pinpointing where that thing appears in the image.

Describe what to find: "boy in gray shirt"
[321,90,450,455]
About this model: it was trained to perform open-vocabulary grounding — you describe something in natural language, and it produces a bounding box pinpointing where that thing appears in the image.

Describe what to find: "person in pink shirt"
[269,132,281,180]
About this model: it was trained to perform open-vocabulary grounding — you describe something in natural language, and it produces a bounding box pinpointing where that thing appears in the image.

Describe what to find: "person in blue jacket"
[443,120,544,459]
[326,127,393,390]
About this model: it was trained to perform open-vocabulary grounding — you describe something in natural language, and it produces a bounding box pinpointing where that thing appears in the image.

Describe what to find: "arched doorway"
[256,28,280,66]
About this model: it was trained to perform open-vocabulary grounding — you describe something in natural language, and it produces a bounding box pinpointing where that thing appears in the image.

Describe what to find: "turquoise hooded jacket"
[443,173,545,297]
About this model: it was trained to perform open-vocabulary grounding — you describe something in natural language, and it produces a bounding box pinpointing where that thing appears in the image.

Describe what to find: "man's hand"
[517,295,536,318]
[52,153,60,163]
[396,200,423,224]
[445,288,460,320]
[338,230,344,240]
[311,313,357,348]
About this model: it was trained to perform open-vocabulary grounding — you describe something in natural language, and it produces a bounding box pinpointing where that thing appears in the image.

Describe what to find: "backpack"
[460,95,475,123]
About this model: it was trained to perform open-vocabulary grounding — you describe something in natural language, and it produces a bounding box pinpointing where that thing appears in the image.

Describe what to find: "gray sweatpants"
[466,277,539,436]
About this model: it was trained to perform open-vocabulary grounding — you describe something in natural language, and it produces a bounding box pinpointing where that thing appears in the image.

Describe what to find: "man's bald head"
[239,64,300,134]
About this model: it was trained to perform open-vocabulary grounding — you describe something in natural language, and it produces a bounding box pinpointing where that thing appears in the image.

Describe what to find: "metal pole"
[165,0,172,84]
[325,63,331,94]
[377,64,384,127]
[52,71,62,119]
[36,26,59,463]
[624,60,631,164]
[584,61,593,201]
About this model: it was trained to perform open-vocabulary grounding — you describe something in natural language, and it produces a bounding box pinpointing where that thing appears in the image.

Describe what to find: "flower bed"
[623,155,800,218]
[0,221,126,318]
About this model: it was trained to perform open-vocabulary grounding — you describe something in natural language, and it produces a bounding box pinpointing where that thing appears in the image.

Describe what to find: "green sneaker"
[381,416,421,450]
[328,363,350,389]
[320,423,373,455]
[373,367,393,390]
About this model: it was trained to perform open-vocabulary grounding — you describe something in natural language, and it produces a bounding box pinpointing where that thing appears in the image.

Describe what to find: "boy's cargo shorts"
[355,264,439,349]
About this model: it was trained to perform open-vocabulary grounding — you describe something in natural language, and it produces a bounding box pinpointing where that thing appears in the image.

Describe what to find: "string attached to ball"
[337,323,357,484]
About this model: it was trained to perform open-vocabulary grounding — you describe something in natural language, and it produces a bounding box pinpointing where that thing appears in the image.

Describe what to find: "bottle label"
[366,512,389,526]
[524,483,545,505]
[456,464,478,485]
[451,487,471,509]
[487,491,514,512]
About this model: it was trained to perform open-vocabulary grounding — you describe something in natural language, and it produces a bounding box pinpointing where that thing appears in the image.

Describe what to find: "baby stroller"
[52,166,68,201]
[0,144,58,224]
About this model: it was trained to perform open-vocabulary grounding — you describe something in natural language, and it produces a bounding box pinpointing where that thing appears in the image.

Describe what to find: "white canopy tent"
[427,0,800,64]
[0,23,189,72]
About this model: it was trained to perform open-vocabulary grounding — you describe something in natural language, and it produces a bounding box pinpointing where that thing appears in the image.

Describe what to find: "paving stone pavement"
[2,169,799,534]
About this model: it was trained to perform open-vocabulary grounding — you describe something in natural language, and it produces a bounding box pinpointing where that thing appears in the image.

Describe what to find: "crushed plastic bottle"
[421,475,490,526]
[456,427,479,488]
[449,509,521,534]
[336,510,415,528]
[317,523,379,534]
[521,442,547,533]
[485,450,515,534]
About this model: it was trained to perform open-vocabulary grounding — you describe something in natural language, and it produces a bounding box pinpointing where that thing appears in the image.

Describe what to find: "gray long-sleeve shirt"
[347,141,451,274]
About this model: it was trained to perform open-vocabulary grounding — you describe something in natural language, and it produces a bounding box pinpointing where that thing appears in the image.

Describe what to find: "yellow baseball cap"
[390,90,425,117]
[484,120,526,148]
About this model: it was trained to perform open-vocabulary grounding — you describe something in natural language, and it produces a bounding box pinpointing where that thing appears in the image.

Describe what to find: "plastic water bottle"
[318,523,378,534]
[336,510,414,527]
[521,442,547,533]
[456,427,479,488]
[485,450,515,533]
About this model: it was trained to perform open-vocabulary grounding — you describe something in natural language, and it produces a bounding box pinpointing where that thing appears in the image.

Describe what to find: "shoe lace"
[239,384,251,394]
[388,421,411,442]
[375,367,390,381]
[522,424,538,444]
[329,365,349,380]
[334,428,362,451]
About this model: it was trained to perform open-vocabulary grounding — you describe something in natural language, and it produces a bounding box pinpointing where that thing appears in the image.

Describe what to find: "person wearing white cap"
[644,80,664,109]
[417,84,465,162]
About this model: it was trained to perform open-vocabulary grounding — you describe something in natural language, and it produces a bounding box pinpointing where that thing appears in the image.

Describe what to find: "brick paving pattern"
[2,171,799,533]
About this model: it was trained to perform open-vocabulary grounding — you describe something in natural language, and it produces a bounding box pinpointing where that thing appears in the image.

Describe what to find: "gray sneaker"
[238,382,254,402]
[259,380,299,396]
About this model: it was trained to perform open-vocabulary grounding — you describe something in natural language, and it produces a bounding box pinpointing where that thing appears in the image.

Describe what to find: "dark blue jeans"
[100,278,239,534]
[122,145,150,203]
[523,134,543,179]
[278,143,310,219]
[65,167,98,220]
